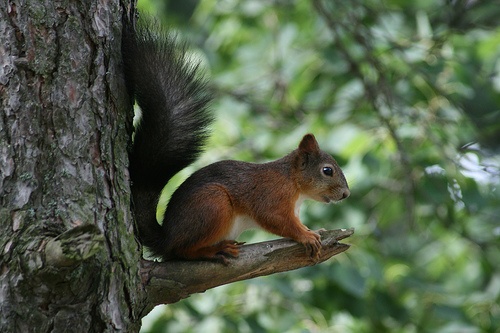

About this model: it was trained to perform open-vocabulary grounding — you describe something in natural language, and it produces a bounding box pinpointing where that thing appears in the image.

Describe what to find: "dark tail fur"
[122,19,213,252]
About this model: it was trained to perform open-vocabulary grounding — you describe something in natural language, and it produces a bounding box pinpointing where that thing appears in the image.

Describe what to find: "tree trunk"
[0,1,144,332]
[0,2,353,332]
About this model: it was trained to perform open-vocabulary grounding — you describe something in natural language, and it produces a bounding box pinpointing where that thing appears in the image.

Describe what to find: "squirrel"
[122,19,350,264]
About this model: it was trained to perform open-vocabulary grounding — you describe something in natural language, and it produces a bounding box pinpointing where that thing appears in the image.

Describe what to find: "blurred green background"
[137,0,500,332]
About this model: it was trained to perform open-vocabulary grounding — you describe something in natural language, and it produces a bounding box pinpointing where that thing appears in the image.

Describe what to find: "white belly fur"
[295,194,309,218]
[226,215,260,240]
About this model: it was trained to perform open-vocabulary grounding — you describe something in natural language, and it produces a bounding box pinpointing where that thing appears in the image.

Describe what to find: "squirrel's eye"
[322,167,333,176]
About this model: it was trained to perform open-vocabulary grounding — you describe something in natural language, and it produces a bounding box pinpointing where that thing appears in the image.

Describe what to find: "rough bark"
[0,1,143,332]
[0,1,353,332]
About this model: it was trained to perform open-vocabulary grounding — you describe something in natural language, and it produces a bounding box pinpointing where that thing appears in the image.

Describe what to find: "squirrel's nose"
[341,188,350,200]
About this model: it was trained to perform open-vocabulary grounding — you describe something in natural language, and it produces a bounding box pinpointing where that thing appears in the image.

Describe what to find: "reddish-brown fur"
[157,134,350,264]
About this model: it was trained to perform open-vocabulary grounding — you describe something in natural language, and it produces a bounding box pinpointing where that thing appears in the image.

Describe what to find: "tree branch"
[139,228,354,313]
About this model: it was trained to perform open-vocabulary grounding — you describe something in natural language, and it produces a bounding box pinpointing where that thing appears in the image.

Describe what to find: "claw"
[299,230,322,261]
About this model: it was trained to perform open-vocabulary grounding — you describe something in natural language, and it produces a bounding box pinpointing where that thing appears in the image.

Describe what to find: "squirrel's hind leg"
[177,240,243,265]
[171,184,241,264]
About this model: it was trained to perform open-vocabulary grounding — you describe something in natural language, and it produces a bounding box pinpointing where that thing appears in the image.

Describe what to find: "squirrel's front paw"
[300,231,322,261]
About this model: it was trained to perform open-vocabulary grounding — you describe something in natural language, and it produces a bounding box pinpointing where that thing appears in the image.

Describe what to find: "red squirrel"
[123,20,350,264]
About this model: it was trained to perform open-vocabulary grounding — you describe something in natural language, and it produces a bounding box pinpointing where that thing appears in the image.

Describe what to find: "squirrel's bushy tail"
[122,20,213,251]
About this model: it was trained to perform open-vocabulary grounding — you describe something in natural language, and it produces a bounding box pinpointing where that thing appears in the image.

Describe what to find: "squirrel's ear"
[298,134,320,154]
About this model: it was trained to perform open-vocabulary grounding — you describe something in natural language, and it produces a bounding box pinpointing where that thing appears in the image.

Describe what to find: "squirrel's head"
[293,134,350,203]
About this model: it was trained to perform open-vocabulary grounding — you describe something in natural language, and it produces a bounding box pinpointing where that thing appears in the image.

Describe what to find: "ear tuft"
[298,134,320,154]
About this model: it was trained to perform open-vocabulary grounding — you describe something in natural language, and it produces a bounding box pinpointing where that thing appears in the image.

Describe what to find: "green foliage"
[139,0,500,332]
